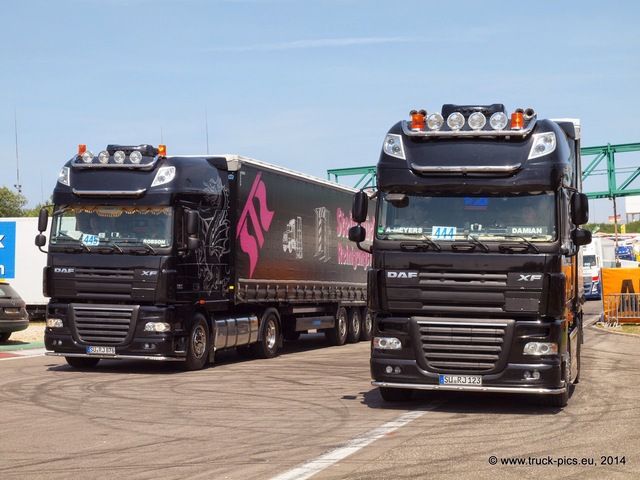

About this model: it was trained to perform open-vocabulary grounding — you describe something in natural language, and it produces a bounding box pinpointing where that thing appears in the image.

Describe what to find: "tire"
[346,308,361,344]
[379,387,413,402]
[544,347,575,408]
[0,332,11,343]
[360,308,373,342]
[184,314,210,371]
[65,356,100,368]
[325,306,348,346]
[250,310,280,359]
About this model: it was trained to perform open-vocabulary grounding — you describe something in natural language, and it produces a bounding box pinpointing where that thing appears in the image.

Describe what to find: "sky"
[1,0,640,223]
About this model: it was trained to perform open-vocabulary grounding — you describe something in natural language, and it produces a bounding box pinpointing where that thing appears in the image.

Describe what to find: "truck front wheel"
[360,308,373,342]
[184,314,210,371]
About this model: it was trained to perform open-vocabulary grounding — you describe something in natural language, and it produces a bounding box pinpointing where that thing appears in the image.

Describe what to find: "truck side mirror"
[35,234,46,248]
[572,228,592,247]
[38,207,49,232]
[570,192,589,225]
[185,209,201,250]
[351,191,368,224]
[349,225,366,243]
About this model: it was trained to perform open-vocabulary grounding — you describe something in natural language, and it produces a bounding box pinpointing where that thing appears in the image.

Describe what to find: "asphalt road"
[1,300,638,480]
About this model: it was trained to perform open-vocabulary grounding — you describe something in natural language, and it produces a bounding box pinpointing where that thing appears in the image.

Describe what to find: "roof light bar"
[72,144,164,168]
[402,105,537,138]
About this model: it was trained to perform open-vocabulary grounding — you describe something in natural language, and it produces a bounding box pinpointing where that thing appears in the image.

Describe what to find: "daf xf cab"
[349,104,591,407]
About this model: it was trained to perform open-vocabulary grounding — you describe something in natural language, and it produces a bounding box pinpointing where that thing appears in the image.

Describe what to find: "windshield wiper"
[400,237,442,252]
[421,237,442,251]
[100,239,124,253]
[467,235,489,252]
[131,242,157,255]
[500,235,540,254]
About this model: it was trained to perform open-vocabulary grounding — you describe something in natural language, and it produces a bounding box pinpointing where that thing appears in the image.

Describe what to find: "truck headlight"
[528,132,556,159]
[144,322,171,333]
[46,318,64,328]
[523,342,558,355]
[383,134,405,160]
[152,166,176,186]
[373,337,402,350]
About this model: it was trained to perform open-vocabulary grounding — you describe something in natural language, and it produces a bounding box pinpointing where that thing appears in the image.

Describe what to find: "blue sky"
[1,0,639,222]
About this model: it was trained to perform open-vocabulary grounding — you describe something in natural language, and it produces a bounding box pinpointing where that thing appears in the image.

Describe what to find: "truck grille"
[417,319,513,373]
[71,305,137,345]
[74,267,134,299]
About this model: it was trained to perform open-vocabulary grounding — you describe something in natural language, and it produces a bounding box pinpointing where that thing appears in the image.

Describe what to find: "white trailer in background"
[583,236,604,299]
[0,217,47,317]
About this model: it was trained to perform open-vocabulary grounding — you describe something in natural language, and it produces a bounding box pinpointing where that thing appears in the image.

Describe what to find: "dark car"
[0,282,29,342]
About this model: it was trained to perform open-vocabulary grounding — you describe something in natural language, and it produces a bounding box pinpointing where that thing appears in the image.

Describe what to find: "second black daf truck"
[349,104,591,407]
[36,145,373,370]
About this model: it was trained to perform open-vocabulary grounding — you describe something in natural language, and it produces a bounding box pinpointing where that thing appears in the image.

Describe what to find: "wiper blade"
[467,235,489,253]
[130,243,157,255]
[101,239,124,253]
[400,237,442,252]
[500,235,540,253]
[422,237,442,251]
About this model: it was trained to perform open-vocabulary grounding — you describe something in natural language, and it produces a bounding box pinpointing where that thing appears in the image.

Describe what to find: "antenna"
[14,109,22,194]
[205,108,210,154]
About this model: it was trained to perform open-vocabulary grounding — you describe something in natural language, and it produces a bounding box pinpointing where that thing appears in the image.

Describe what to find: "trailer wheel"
[184,313,210,371]
[250,309,280,359]
[325,306,348,346]
[360,308,373,342]
[65,356,100,368]
[346,308,361,344]
[379,387,413,402]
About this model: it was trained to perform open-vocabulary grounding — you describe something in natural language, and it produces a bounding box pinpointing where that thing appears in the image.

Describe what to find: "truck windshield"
[50,205,172,249]
[377,192,556,242]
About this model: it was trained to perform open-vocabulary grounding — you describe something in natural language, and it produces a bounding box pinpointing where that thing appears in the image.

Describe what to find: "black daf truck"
[36,145,373,370]
[349,104,591,406]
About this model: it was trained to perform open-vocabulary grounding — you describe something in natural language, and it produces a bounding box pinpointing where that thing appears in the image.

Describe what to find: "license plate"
[86,346,115,355]
[439,374,482,386]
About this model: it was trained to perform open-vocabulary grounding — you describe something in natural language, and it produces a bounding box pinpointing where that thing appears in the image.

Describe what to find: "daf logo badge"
[54,267,75,274]
[387,271,419,279]
[141,270,158,276]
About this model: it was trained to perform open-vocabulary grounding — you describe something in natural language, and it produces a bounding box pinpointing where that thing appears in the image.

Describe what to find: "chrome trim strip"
[372,381,566,395]
[45,352,184,362]
[410,163,522,174]
[71,188,147,197]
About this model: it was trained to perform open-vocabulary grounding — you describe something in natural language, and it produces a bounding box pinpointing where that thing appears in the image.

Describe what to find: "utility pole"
[14,109,22,194]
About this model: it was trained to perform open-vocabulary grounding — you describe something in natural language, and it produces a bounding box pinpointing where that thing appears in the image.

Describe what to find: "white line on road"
[271,409,429,480]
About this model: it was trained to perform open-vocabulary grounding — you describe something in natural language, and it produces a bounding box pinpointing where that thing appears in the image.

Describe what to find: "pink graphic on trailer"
[236,172,275,278]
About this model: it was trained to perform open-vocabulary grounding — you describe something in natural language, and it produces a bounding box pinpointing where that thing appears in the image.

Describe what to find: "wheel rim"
[192,325,207,359]
[351,312,361,336]
[338,312,347,337]
[265,320,277,350]
[364,312,373,333]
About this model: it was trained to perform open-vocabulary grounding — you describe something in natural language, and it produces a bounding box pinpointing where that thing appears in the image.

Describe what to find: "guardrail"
[602,293,640,326]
